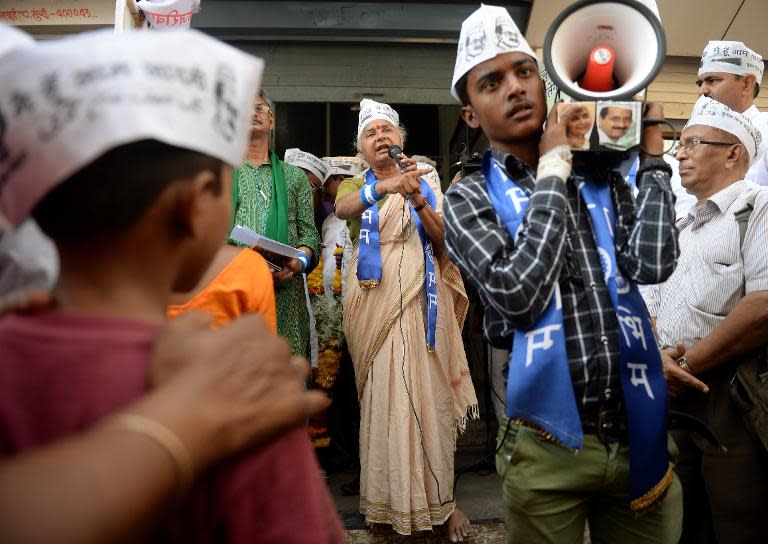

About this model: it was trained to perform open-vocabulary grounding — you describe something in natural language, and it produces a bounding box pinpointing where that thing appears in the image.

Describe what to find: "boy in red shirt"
[0,26,343,543]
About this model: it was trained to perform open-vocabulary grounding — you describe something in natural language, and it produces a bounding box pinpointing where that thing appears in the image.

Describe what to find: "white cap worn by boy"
[451,4,536,102]
[0,25,264,226]
[0,25,59,295]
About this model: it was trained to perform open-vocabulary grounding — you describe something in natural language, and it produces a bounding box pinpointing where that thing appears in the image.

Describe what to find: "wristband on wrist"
[359,183,385,207]
[296,251,310,273]
[536,145,572,183]
[359,185,374,207]
[111,413,193,499]
[412,199,428,212]
[371,181,385,202]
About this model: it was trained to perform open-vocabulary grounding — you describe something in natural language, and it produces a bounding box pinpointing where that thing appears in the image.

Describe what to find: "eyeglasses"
[672,137,735,154]
[252,104,272,118]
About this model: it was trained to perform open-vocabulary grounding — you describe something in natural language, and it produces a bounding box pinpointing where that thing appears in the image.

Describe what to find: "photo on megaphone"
[557,101,642,152]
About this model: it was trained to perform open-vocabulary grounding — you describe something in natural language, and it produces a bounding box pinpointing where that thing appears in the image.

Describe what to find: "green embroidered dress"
[229,159,320,356]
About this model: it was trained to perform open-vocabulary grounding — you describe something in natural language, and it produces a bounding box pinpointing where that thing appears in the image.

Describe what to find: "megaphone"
[543,0,666,102]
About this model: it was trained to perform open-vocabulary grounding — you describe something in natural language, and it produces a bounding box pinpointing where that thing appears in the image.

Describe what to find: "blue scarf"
[484,150,671,510]
[625,156,639,190]
[357,169,439,351]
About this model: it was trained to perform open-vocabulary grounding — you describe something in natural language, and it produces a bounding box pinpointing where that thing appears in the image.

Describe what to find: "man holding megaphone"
[444,5,681,543]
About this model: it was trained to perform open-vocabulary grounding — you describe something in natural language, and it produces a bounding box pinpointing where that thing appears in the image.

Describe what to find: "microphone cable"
[392,160,514,510]
[395,197,453,505]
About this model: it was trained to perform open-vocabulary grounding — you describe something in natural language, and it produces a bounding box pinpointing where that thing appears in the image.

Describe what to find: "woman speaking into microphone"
[334,99,477,542]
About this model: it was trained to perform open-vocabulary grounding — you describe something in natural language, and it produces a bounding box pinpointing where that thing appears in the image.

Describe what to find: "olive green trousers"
[496,419,682,544]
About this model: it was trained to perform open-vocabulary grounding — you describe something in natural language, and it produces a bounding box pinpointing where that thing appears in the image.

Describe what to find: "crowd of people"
[0,3,766,544]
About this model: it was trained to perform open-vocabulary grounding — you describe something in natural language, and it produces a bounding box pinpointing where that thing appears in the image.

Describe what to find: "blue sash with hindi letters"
[482,151,582,448]
[484,150,671,509]
[357,169,439,350]
[625,156,640,190]
[575,171,670,509]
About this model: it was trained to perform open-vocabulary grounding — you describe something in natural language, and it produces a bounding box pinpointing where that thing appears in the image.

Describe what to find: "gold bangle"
[111,414,194,498]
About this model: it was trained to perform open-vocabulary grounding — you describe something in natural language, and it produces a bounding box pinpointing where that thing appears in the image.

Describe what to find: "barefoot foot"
[446,507,470,542]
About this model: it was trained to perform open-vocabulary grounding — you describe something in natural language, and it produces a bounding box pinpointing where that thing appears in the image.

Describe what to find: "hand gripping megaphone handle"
[640,118,677,157]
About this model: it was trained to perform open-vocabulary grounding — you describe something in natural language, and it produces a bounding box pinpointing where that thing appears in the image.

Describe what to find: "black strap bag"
[728,194,768,451]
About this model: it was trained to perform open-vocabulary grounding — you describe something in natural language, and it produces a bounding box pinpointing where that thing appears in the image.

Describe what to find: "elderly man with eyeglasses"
[227,90,320,357]
[644,96,768,544]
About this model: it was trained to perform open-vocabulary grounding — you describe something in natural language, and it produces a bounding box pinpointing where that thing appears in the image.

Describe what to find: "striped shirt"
[444,150,678,416]
[645,180,768,348]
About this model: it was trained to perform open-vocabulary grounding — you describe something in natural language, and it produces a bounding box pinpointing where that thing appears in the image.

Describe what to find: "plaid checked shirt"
[444,149,678,417]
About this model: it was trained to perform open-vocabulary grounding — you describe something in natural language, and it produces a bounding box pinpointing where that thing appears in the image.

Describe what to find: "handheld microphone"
[388,145,407,171]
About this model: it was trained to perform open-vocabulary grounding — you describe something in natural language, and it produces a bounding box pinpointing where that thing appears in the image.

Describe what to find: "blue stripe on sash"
[357,169,439,350]
[483,149,671,507]
[482,151,582,449]
[575,172,670,507]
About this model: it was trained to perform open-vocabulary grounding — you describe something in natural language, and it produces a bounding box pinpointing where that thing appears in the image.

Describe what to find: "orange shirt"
[167,248,276,332]
[165,248,344,542]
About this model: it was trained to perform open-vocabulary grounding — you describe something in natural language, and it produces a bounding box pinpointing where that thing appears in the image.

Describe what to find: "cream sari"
[343,184,478,535]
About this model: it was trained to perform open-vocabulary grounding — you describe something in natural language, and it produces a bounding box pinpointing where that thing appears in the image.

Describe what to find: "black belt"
[581,415,629,444]
[580,408,723,450]
[581,402,629,444]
